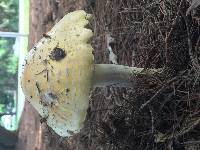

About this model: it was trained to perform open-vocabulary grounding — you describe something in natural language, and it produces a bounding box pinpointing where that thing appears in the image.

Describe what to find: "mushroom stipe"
[21,10,162,137]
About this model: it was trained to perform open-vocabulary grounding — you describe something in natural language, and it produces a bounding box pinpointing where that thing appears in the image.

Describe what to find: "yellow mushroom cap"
[21,10,94,137]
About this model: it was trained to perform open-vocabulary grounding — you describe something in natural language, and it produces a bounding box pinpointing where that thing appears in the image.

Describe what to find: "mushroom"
[21,10,161,137]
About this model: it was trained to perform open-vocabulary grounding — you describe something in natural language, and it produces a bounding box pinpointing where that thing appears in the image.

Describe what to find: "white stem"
[92,64,162,88]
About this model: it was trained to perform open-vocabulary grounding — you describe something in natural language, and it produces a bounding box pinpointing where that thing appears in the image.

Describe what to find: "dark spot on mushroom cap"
[40,92,58,107]
[28,80,30,82]
[40,100,48,106]
[36,82,41,93]
[43,59,48,65]
[48,92,58,100]
[49,47,66,61]
[40,115,48,124]
[66,88,70,95]
[43,33,51,39]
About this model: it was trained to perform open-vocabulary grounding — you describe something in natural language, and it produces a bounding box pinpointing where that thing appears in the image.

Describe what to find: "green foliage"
[0,39,18,75]
[0,0,19,32]
[0,38,17,111]
[0,104,5,113]
[0,91,14,106]
[0,0,21,130]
